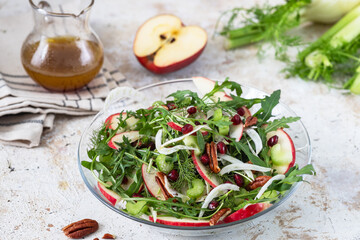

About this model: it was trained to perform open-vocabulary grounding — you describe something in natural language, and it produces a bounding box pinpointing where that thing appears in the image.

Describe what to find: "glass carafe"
[21,0,104,92]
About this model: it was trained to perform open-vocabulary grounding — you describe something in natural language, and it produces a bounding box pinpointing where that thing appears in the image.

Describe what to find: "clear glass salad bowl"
[78,79,311,236]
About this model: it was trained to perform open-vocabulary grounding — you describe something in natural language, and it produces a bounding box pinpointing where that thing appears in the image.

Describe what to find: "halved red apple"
[192,76,232,102]
[192,151,222,188]
[266,129,295,174]
[141,164,165,200]
[108,131,140,149]
[134,14,207,74]
[105,112,138,133]
[98,182,121,206]
[223,202,271,223]
[229,122,244,142]
[149,216,210,227]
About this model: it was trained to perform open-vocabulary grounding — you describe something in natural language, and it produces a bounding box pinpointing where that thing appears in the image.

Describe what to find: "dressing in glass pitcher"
[21,0,104,92]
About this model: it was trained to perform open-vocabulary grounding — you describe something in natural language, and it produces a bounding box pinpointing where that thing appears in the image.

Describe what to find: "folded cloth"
[0,59,129,148]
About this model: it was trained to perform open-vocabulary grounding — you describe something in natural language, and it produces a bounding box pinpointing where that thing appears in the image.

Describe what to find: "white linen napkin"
[0,59,129,147]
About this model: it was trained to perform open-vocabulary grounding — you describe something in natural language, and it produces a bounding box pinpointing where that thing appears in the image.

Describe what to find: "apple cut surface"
[266,129,296,174]
[105,112,138,133]
[134,15,207,74]
[141,164,165,200]
[154,26,207,67]
[223,203,271,223]
[108,131,140,149]
[229,122,244,142]
[192,151,222,188]
[149,216,210,227]
[98,182,121,206]
[192,76,232,102]
[134,14,182,57]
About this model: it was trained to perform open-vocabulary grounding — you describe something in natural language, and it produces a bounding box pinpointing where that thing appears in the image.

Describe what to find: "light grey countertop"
[1,0,360,239]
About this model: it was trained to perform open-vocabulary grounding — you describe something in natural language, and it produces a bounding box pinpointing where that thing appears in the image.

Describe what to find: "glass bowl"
[78,79,311,236]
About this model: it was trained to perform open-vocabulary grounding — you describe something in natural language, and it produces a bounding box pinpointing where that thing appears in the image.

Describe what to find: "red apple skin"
[136,45,206,74]
[105,113,121,130]
[98,182,121,206]
[278,129,296,174]
[241,106,252,119]
[191,151,221,188]
[223,203,271,223]
[149,216,210,227]
[167,122,183,131]
[141,164,165,200]
[167,121,208,136]
[108,131,140,150]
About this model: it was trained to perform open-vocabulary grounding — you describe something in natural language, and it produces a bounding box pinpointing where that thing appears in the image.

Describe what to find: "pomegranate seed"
[167,102,176,110]
[122,176,128,184]
[187,107,197,114]
[237,107,245,116]
[148,142,156,151]
[132,193,143,198]
[231,114,241,125]
[267,135,279,147]
[181,124,193,134]
[217,142,227,154]
[208,200,219,210]
[200,154,210,165]
[234,174,244,187]
[194,121,201,125]
[167,169,179,181]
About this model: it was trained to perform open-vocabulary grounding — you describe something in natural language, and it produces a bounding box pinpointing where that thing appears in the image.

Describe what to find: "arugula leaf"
[196,131,205,153]
[232,141,268,167]
[257,90,281,121]
[205,77,243,99]
[265,116,301,133]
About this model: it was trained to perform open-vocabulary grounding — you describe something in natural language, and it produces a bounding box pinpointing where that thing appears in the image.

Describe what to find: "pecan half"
[206,142,220,173]
[62,219,98,239]
[209,208,232,226]
[102,233,116,239]
[248,176,272,190]
[210,142,220,174]
[155,172,173,200]
[206,143,213,170]
[244,116,258,128]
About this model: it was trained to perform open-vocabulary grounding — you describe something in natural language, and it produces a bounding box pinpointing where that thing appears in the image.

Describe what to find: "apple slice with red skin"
[239,106,252,119]
[223,203,271,223]
[167,121,208,136]
[108,131,140,149]
[266,128,295,174]
[167,121,183,132]
[192,151,222,188]
[105,112,138,133]
[98,182,121,206]
[149,216,210,227]
[134,14,207,74]
[229,122,244,142]
[141,164,165,200]
[192,76,232,102]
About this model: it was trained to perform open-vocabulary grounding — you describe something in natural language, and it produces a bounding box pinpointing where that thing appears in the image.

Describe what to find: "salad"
[82,77,315,227]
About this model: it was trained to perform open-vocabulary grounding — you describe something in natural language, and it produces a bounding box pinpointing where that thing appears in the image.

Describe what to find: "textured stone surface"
[1,0,360,239]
